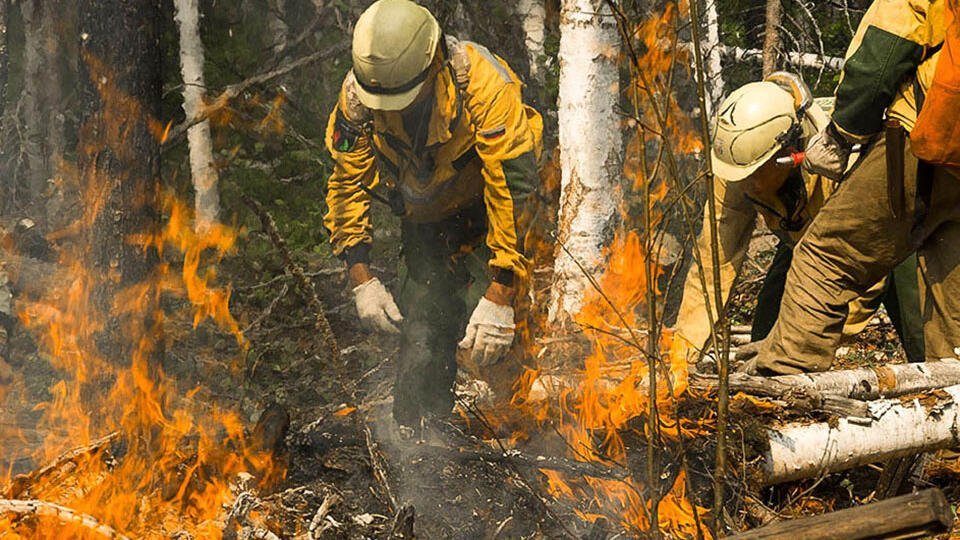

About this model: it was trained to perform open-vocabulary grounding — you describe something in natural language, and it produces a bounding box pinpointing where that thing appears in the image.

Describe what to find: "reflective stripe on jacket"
[833,0,946,138]
[323,36,543,280]
[674,102,885,354]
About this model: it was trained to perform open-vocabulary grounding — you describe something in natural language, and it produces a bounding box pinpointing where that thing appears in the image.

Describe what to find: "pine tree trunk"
[0,0,10,216]
[20,0,46,201]
[762,0,781,77]
[0,0,8,115]
[549,0,622,324]
[19,0,66,219]
[174,0,219,230]
[78,0,163,369]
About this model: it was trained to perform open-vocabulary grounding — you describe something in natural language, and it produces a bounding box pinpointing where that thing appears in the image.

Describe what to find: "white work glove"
[802,123,856,181]
[458,297,515,367]
[352,278,403,334]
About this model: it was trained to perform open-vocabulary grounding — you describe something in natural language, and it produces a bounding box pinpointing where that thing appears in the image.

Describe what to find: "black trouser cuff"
[340,243,372,267]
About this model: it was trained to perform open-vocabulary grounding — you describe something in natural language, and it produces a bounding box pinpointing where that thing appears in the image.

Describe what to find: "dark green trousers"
[393,203,491,425]
[751,242,925,362]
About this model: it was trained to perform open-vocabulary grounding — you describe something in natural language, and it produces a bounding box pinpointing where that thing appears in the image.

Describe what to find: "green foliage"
[158,0,353,257]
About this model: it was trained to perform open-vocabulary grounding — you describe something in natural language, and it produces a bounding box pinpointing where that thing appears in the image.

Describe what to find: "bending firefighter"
[323,0,542,426]
[671,72,924,369]
[754,0,959,374]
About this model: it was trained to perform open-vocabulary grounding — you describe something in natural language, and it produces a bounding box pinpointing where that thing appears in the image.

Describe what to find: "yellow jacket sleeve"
[673,178,757,356]
[463,44,544,283]
[323,73,379,264]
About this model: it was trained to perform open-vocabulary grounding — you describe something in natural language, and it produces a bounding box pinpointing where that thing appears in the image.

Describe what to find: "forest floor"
[3,221,960,538]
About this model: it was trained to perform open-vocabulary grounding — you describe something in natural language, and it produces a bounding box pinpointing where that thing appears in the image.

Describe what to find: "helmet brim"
[354,78,425,111]
[711,146,777,182]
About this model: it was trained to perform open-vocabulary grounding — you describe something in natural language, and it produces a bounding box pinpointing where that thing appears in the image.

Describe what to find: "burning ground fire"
[510,229,713,537]
[500,3,714,536]
[1,56,278,538]
[1,193,278,538]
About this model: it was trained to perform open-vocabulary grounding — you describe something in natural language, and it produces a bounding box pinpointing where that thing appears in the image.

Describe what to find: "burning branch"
[0,499,130,539]
[162,42,348,148]
[3,431,119,499]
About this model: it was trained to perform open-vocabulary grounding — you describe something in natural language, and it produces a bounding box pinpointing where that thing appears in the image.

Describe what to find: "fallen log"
[762,384,960,484]
[694,359,960,400]
[727,488,953,540]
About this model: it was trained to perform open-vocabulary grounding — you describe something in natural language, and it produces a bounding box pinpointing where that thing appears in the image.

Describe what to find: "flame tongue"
[3,193,277,538]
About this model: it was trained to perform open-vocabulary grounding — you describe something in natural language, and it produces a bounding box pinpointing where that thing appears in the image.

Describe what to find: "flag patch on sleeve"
[332,114,360,152]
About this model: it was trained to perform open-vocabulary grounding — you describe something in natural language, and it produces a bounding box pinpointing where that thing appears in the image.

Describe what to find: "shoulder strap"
[445,35,471,90]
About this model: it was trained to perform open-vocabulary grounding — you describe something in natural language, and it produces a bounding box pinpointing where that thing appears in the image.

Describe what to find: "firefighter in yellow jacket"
[672,72,923,368]
[754,0,960,374]
[323,0,542,426]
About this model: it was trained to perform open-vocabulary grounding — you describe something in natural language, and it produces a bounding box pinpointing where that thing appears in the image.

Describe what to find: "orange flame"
[2,51,279,538]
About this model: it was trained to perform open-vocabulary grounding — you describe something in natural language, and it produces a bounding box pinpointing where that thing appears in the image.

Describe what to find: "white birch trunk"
[174,0,219,231]
[549,0,622,324]
[763,384,960,485]
[516,0,546,84]
[703,0,724,115]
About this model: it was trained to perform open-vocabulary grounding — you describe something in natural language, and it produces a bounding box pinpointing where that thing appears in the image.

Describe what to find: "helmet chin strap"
[765,71,814,168]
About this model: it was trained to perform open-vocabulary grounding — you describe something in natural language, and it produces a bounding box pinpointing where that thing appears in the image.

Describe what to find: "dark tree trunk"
[0,0,9,216]
[77,0,163,371]
[0,0,8,113]
[19,0,69,220]
[762,0,782,76]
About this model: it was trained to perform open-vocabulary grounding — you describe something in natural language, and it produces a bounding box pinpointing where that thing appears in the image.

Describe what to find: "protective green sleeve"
[834,27,924,137]
[831,0,940,138]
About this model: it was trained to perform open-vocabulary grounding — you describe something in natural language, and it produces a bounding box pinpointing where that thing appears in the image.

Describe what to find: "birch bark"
[549,0,622,324]
[516,0,546,85]
[174,0,219,230]
[703,0,724,115]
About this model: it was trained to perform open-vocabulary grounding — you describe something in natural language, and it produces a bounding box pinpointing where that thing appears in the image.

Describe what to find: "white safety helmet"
[711,72,813,181]
[351,0,442,111]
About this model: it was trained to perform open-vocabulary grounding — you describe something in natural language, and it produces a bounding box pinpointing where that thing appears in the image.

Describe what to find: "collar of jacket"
[371,64,460,151]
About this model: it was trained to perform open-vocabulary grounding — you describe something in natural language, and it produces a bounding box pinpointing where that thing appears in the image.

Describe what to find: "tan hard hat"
[710,81,798,181]
[351,0,441,111]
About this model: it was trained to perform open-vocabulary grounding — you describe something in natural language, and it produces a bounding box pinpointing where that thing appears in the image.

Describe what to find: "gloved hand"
[353,277,403,334]
[458,297,516,367]
[802,123,857,181]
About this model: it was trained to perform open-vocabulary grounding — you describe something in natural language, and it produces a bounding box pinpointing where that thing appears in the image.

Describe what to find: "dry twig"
[0,499,130,539]
[241,194,340,367]
[3,431,120,498]
[163,43,348,148]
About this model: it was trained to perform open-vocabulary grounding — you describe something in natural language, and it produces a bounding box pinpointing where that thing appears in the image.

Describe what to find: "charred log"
[728,488,953,540]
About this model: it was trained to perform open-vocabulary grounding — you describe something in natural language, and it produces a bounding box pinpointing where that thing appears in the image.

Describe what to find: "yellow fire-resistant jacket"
[674,101,886,356]
[323,36,543,281]
[833,0,946,138]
